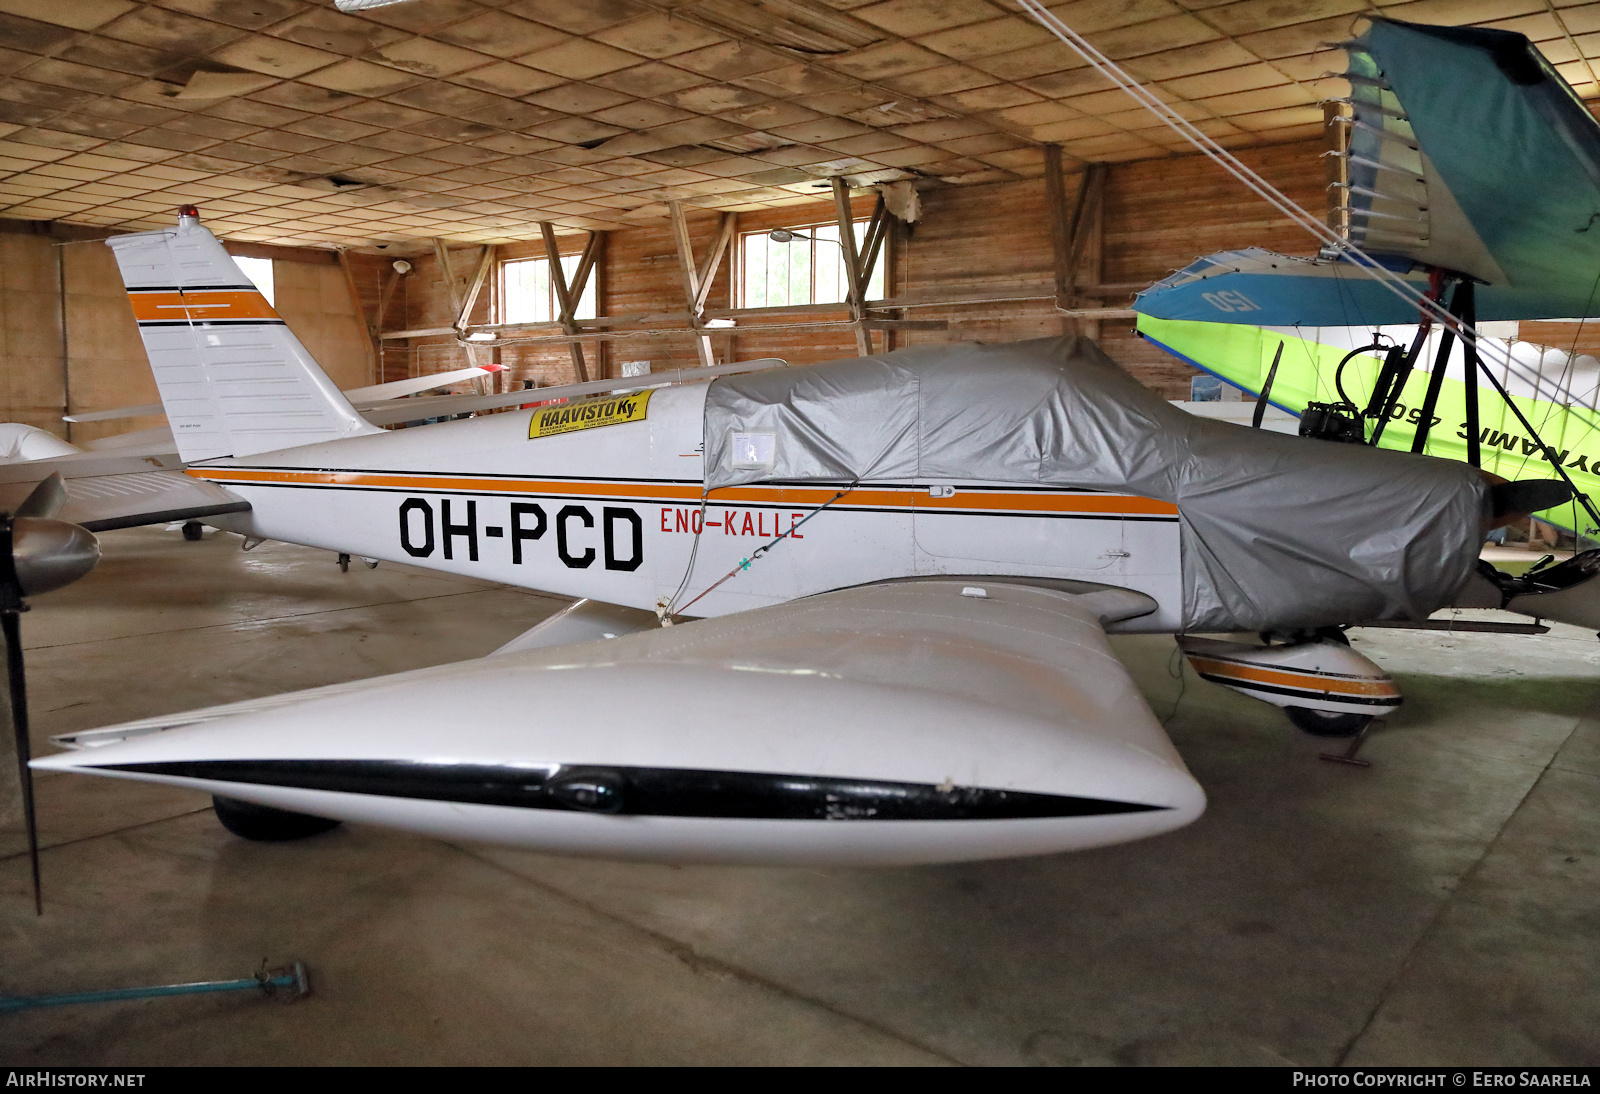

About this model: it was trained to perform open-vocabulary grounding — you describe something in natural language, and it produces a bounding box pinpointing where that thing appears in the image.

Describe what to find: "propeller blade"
[15,473,65,521]
[0,516,39,914]
[1490,479,1577,520]
[2,611,38,916]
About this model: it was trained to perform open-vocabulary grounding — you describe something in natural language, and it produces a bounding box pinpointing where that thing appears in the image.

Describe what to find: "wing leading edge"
[38,580,1203,866]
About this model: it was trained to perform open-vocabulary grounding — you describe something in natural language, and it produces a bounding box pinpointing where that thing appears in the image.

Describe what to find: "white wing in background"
[0,456,247,533]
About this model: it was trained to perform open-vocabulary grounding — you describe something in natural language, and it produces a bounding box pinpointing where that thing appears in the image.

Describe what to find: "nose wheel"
[213,796,341,841]
[1284,707,1373,738]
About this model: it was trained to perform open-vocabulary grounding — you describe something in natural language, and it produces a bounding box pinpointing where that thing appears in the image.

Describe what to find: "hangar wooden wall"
[382,137,1333,402]
[12,133,1572,441]
[0,224,374,444]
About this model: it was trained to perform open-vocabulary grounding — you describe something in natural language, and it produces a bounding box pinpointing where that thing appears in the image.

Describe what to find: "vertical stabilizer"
[106,208,381,462]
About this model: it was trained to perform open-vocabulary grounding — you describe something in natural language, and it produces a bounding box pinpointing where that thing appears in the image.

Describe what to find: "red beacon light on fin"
[178,204,199,219]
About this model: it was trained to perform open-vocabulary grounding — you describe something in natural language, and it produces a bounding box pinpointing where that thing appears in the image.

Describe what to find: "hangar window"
[740,220,885,309]
[233,256,274,307]
[500,255,597,323]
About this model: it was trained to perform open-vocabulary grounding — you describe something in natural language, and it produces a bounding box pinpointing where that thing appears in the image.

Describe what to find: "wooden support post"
[859,194,888,297]
[374,264,401,337]
[432,238,463,318]
[373,263,405,385]
[669,200,717,369]
[457,245,495,331]
[1045,149,1107,341]
[336,248,379,386]
[1078,165,1106,343]
[858,195,891,352]
[588,231,609,379]
[1045,145,1072,312]
[456,245,497,389]
[831,178,872,356]
[567,231,602,379]
[694,213,735,316]
[883,210,906,352]
[540,221,590,383]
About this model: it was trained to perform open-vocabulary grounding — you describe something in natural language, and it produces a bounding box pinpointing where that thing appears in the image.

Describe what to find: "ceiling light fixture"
[334,0,421,12]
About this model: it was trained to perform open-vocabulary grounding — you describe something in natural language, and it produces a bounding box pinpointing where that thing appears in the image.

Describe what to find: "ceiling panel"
[0,0,1584,246]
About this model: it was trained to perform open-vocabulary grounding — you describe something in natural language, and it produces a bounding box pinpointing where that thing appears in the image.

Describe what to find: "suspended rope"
[665,483,857,620]
[1017,0,1600,528]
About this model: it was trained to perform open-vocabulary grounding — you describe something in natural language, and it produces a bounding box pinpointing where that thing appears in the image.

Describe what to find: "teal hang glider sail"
[1135,18,1600,327]
[1132,16,1600,529]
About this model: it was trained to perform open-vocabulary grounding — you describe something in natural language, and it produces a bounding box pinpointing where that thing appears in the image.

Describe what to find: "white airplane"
[27,208,1600,867]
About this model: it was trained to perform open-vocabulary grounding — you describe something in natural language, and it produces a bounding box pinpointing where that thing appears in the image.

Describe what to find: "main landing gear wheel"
[212,796,342,842]
[1285,707,1373,738]
[182,522,203,541]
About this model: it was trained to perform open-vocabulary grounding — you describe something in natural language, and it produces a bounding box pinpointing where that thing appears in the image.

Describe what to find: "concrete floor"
[2,527,1598,1066]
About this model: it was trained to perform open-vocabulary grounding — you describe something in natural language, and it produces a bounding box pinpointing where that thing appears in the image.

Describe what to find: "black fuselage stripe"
[128,284,260,293]
[136,320,286,327]
[105,760,1165,821]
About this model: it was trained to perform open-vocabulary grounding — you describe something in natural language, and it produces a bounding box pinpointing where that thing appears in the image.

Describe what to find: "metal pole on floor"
[0,962,310,1013]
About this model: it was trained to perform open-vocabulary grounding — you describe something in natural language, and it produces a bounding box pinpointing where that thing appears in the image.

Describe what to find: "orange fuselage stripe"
[1186,656,1398,698]
[188,467,1180,517]
[128,290,279,322]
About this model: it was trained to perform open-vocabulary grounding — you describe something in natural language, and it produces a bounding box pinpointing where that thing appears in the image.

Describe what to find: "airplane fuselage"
[190,381,1187,630]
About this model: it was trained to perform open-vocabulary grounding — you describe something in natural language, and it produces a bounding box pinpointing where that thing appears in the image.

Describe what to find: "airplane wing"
[1135,18,1600,326]
[342,365,503,404]
[61,367,506,428]
[37,579,1204,866]
[356,357,786,427]
[0,457,246,532]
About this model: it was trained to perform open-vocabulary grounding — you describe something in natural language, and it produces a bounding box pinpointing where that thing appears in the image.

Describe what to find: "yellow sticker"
[527,389,654,440]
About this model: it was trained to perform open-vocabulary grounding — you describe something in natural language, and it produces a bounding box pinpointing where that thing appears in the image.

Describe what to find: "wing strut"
[1411,290,1459,453]
[1459,281,1482,469]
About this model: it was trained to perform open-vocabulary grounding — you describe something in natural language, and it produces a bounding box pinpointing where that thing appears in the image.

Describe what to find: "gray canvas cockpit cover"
[704,336,1487,632]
